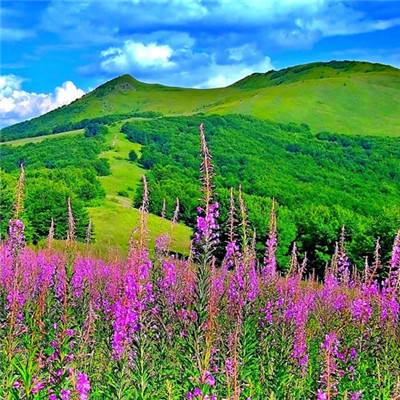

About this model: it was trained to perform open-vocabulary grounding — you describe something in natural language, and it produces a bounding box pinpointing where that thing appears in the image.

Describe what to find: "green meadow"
[88,122,191,256]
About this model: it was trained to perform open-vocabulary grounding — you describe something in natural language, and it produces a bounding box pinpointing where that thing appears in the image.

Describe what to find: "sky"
[1,0,400,127]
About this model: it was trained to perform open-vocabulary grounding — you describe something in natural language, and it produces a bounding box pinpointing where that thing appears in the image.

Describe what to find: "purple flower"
[111,299,139,359]
[225,358,235,376]
[65,329,75,337]
[224,240,240,270]
[159,259,177,305]
[7,219,25,256]
[194,203,220,250]
[187,387,203,399]
[317,389,328,400]
[31,380,45,394]
[349,347,358,360]
[201,370,216,386]
[351,298,373,323]
[333,227,351,285]
[380,287,399,325]
[76,371,90,400]
[12,381,21,389]
[247,261,259,302]
[261,301,274,325]
[60,389,71,400]
[193,387,203,396]
[155,234,170,253]
[351,391,362,400]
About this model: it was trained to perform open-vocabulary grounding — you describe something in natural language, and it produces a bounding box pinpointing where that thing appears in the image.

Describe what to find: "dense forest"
[0,132,108,242]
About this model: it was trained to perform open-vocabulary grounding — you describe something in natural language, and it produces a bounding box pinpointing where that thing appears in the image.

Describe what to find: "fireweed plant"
[1,125,400,400]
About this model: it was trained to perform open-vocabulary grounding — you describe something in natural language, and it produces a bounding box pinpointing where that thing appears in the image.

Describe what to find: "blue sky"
[1,0,400,127]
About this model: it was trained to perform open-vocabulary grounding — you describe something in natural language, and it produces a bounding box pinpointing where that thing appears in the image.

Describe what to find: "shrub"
[128,150,138,162]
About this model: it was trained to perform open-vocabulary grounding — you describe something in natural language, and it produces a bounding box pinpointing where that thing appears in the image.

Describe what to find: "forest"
[0,132,108,243]
[123,114,400,271]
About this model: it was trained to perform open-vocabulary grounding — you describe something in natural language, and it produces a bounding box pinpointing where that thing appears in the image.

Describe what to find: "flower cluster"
[0,124,399,399]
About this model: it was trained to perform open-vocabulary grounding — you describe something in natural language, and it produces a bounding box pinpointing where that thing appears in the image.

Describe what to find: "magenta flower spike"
[336,226,350,285]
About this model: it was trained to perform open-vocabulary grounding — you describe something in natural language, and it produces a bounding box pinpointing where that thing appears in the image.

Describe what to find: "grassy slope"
[0,129,84,146]
[215,74,400,135]
[3,121,192,256]
[2,61,400,138]
[87,122,191,256]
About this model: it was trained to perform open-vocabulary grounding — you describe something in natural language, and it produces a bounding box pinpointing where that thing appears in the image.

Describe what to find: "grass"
[213,74,400,136]
[88,122,192,256]
[88,199,191,257]
[55,71,400,137]
[0,129,84,146]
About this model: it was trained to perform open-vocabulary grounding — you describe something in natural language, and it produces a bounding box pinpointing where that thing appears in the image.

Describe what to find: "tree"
[128,150,138,162]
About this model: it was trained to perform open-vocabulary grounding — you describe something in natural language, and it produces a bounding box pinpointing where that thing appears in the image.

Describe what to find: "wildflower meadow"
[1,124,399,399]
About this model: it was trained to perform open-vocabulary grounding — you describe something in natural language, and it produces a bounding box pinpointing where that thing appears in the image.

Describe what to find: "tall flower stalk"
[366,238,381,285]
[318,332,340,400]
[194,123,219,263]
[66,197,75,246]
[387,229,400,290]
[262,199,278,281]
[14,163,25,220]
[335,227,350,285]
[47,218,55,250]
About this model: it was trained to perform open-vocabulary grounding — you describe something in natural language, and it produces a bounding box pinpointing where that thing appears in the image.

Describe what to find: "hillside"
[2,60,400,139]
[1,113,399,270]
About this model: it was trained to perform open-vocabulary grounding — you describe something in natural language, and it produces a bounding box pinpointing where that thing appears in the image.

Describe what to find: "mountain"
[2,60,400,140]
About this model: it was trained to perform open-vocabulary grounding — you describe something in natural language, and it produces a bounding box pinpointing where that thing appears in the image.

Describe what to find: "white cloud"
[0,75,85,128]
[0,27,34,41]
[53,81,85,106]
[100,40,175,73]
[40,0,400,52]
[228,44,258,62]
[198,56,274,88]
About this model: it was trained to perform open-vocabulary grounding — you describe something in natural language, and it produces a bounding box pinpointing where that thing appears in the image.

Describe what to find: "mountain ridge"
[2,60,400,139]
[230,60,399,89]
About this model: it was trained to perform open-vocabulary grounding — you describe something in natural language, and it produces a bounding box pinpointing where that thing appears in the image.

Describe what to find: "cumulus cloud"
[0,75,85,128]
[198,57,274,88]
[40,0,400,47]
[100,40,175,73]
[93,35,273,88]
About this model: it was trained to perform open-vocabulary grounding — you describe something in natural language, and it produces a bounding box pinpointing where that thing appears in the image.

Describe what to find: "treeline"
[0,134,108,243]
[1,111,163,142]
[123,114,400,272]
